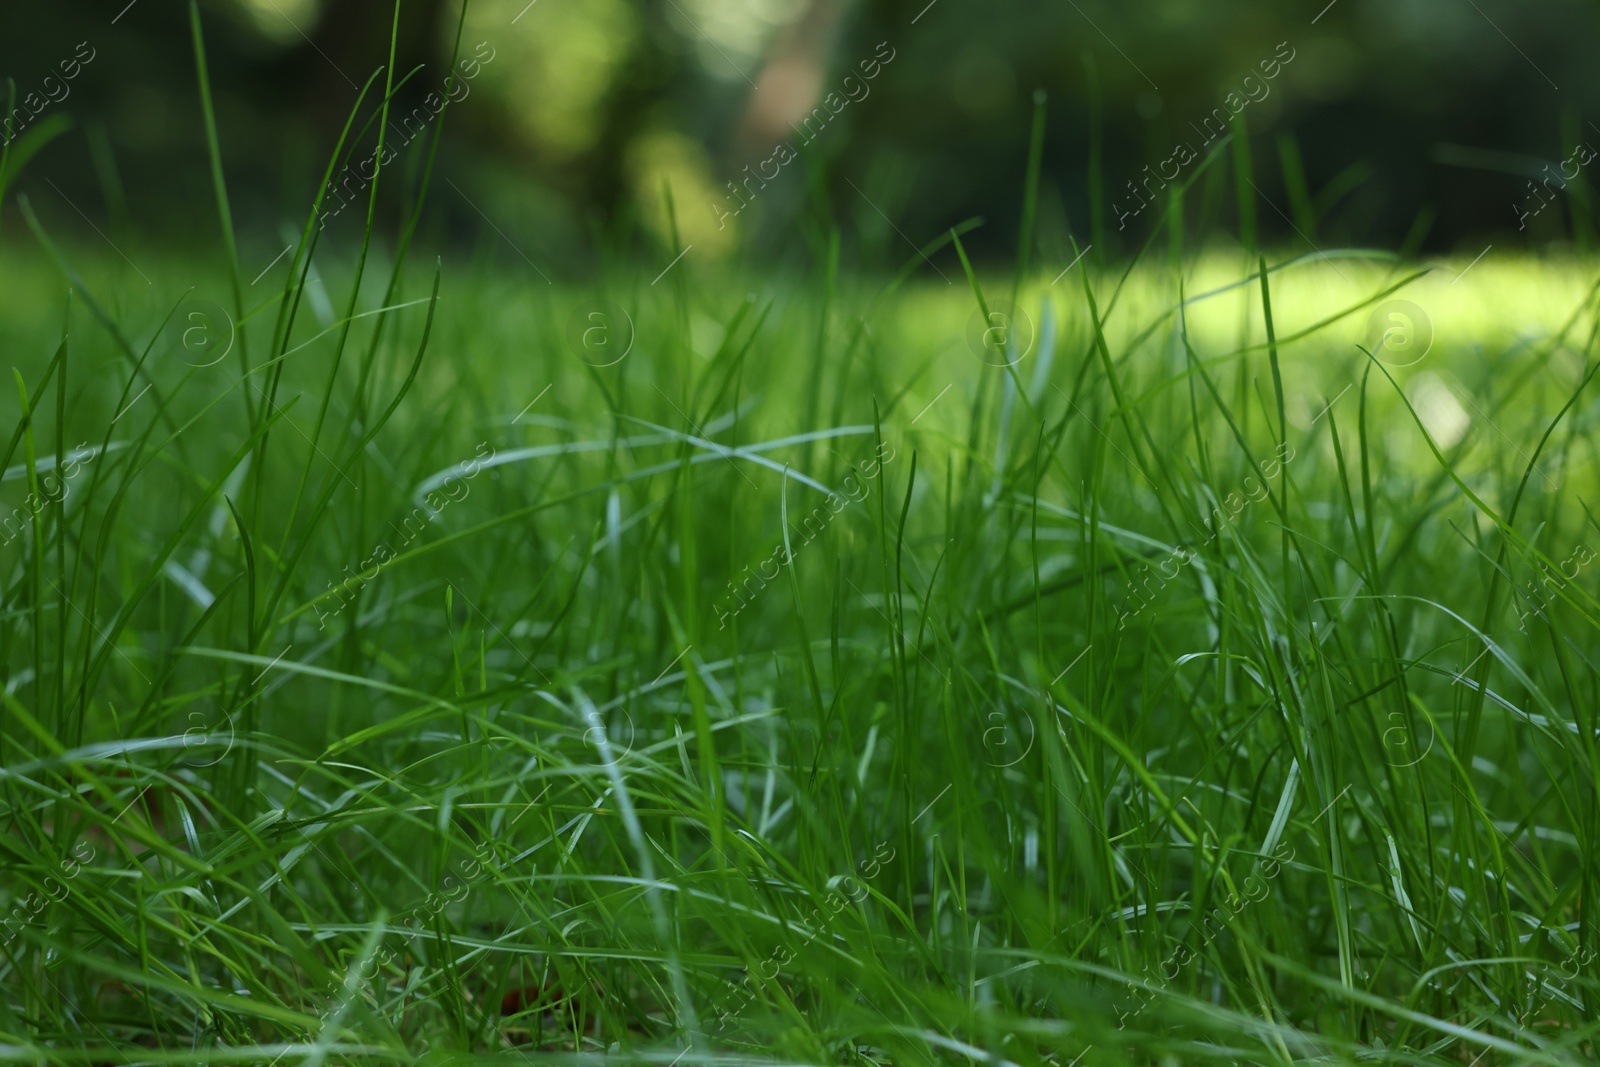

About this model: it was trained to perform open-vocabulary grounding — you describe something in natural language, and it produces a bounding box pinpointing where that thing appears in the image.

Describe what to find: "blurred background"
[3,0,1598,274]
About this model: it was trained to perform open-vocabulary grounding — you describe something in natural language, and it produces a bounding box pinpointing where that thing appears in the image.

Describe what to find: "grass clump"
[2,10,1600,1067]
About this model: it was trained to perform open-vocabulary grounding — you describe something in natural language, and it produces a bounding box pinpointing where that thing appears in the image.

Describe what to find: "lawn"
[2,36,1600,1067]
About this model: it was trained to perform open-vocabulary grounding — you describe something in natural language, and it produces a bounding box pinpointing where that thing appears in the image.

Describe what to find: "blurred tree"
[3,0,1598,261]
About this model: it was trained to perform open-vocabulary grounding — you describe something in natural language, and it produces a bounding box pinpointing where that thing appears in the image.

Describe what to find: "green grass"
[3,10,1600,1067]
